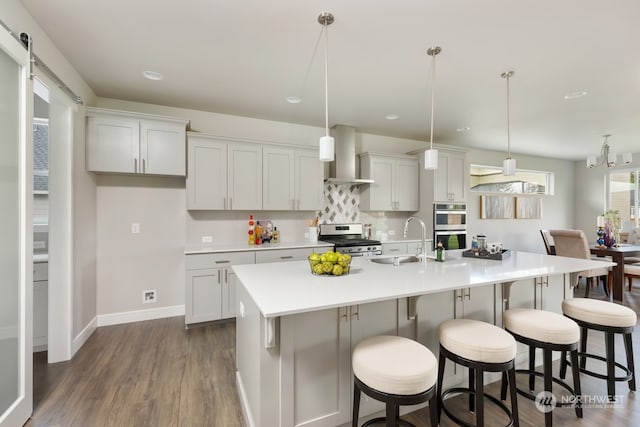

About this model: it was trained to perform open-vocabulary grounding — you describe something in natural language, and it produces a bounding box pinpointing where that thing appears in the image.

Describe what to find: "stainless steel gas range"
[318,223,382,257]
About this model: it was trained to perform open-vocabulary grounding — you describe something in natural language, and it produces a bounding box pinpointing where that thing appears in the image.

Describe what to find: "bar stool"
[352,335,438,427]
[560,298,636,399]
[437,318,519,427]
[502,308,582,427]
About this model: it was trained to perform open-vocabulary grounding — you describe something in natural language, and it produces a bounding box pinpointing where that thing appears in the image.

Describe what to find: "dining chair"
[540,229,556,255]
[624,227,640,264]
[549,229,610,298]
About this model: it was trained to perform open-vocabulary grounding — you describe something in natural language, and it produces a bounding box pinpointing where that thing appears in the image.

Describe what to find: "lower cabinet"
[279,299,399,426]
[33,262,48,350]
[185,251,255,325]
[382,240,433,256]
[255,247,327,264]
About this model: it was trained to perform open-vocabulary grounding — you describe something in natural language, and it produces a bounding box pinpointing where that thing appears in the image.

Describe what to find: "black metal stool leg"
[352,381,361,427]
[385,402,395,427]
[529,345,536,391]
[624,332,636,391]
[436,350,446,423]
[559,350,568,379]
[500,371,508,400]
[605,330,616,400]
[580,326,588,369]
[429,394,438,427]
[570,349,583,418]
[469,367,475,412]
[475,367,485,427]
[508,367,520,427]
[543,347,553,427]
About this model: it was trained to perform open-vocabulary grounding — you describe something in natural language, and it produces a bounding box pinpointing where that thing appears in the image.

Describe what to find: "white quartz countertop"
[232,251,614,318]
[184,241,333,255]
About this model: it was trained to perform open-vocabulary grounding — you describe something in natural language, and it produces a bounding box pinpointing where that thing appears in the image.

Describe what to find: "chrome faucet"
[403,216,428,263]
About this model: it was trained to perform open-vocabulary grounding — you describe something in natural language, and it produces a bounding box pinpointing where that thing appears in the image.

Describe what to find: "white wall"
[574,153,640,236]
[462,148,575,253]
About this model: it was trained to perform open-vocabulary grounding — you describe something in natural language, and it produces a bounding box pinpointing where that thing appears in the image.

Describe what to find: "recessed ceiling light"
[286,96,302,104]
[385,114,399,120]
[142,70,163,81]
[564,91,587,100]
[456,127,470,132]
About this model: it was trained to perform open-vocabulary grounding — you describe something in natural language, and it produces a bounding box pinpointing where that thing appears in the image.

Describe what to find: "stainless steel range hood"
[325,125,374,184]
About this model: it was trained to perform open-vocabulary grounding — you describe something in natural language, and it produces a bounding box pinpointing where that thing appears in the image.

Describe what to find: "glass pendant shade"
[586,155,597,168]
[424,148,438,169]
[607,151,617,167]
[319,135,335,162]
[503,157,516,176]
[622,152,633,165]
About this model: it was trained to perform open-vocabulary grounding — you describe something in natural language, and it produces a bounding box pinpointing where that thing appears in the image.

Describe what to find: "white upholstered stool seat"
[352,335,439,426]
[562,298,637,328]
[438,318,517,363]
[437,319,520,427]
[503,308,583,426]
[352,335,437,395]
[504,308,580,344]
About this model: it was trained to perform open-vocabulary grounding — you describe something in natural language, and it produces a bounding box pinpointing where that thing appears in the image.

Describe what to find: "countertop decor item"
[462,249,511,260]
[308,250,351,276]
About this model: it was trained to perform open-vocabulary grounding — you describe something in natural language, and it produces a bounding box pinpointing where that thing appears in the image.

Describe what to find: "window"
[607,169,638,227]
[470,164,554,195]
[33,118,49,193]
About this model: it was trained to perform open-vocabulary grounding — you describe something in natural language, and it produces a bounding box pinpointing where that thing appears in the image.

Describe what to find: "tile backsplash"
[318,183,360,224]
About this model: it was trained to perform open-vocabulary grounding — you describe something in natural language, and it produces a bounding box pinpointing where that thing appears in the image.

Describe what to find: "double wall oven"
[318,224,382,257]
[433,203,467,250]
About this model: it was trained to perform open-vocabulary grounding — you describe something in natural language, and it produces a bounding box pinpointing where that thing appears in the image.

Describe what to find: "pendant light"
[424,46,442,170]
[318,12,335,162]
[501,70,516,176]
[586,134,633,168]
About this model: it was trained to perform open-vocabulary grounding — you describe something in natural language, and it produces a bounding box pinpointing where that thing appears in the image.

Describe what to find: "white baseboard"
[236,371,255,427]
[97,304,185,327]
[72,316,97,357]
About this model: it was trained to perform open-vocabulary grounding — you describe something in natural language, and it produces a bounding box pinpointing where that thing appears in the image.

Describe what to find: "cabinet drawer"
[186,252,255,270]
[255,248,315,264]
[382,243,407,255]
[33,262,48,281]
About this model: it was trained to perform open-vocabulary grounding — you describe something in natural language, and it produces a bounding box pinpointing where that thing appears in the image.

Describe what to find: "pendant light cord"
[429,51,436,149]
[323,25,329,137]
[506,74,511,158]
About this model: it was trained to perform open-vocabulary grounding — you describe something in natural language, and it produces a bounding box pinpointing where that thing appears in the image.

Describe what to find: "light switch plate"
[131,223,140,234]
[202,235,213,243]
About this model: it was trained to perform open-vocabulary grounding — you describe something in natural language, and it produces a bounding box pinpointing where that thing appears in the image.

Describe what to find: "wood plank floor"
[27,282,640,427]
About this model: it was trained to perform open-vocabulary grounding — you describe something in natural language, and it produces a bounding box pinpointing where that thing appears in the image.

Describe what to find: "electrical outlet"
[202,235,213,243]
[131,223,140,234]
[142,289,157,304]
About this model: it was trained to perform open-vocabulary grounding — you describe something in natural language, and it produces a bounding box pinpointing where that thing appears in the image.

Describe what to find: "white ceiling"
[20,0,640,161]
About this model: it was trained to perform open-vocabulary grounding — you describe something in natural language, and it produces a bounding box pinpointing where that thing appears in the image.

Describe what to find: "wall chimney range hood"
[325,125,374,184]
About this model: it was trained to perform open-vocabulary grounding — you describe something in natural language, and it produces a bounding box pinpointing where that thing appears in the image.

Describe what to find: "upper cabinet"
[262,146,323,211]
[359,153,419,211]
[86,107,189,176]
[187,134,262,210]
[434,149,467,202]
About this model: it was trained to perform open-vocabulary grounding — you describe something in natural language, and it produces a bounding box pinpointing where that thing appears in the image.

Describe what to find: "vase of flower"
[603,224,616,248]
[602,209,621,247]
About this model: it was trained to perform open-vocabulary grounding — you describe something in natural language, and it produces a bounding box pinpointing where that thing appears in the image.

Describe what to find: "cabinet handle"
[223,197,227,209]
[291,199,295,210]
[388,248,400,252]
[230,198,233,210]
[351,305,360,321]
[455,289,464,301]
[297,199,300,210]
[224,269,228,283]
[465,288,471,300]
[341,307,349,322]
[142,158,146,173]
[217,270,221,284]
[280,256,293,259]
[215,260,230,264]
[134,158,138,173]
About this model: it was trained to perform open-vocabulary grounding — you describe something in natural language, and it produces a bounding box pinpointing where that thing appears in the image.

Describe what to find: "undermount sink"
[370,255,420,265]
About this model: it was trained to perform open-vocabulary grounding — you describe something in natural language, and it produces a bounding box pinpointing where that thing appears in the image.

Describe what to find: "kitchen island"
[233,251,613,427]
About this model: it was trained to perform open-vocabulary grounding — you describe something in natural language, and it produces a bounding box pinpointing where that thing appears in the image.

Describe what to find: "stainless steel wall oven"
[433,203,467,250]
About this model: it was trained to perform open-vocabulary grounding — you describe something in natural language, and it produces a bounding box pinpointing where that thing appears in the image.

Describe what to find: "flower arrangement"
[603,209,621,246]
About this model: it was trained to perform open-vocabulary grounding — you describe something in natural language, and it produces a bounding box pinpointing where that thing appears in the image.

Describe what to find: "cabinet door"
[457,285,495,323]
[186,138,227,210]
[395,159,419,211]
[435,151,466,202]
[369,157,394,210]
[185,268,222,324]
[295,149,324,211]
[228,143,262,210]
[221,268,236,319]
[280,308,351,426]
[263,146,294,210]
[33,280,48,349]
[86,116,139,173]
[139,120,186,176]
